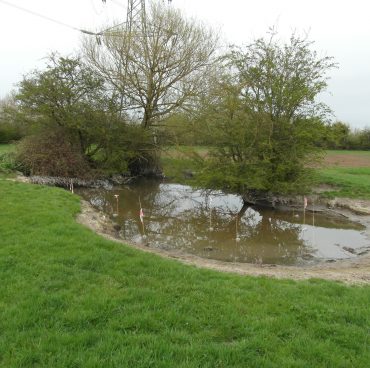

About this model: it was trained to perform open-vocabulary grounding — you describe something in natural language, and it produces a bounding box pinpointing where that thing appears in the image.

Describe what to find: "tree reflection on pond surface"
[78,180,369,266]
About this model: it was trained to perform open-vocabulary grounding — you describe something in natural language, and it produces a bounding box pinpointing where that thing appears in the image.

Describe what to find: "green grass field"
[316,150,370,199]
[0,144,14,153]
[0,178,370,367]
[316,167,370,199]
[325,150,370,157]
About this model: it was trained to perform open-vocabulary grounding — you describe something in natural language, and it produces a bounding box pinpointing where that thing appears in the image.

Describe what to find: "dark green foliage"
[0,143,19,174]
[0,95,26,143]
[323,121,351,149]
[0,151,20,173]
[98,123,160,176]
[344,127,370,150]
[15,54,119,176]
[323,122,370,150]
[196,34,335,196]
[0,179,370,367]
[161,113,215,146]
[16,55,110,133]
[16,54,114,148]
[0,122,24,143]
[15,54,162,178]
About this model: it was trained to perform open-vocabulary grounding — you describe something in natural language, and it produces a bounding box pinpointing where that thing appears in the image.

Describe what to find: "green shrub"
[0,151,21,173]
[0,122,24,143]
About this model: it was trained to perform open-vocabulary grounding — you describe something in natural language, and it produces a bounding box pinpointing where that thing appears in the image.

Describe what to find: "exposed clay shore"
[77,198,370,285]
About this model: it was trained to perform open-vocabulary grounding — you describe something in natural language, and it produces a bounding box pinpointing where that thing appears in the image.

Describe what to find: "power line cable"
[0,0,101,35]
[100,21,126,34]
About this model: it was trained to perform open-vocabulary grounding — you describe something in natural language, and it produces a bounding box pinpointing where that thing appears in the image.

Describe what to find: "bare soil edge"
[76,199,370,285]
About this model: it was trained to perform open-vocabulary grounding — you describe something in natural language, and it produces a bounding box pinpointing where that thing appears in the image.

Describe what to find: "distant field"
[318,151,370,198]
[164,147,370,168]
[0,144,14,154]
[163,145,209,159]
[323,150,370,168]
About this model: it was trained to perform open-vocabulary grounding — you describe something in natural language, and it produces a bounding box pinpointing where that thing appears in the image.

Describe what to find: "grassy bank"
[317,167,370,199]
[318,150,370,199]
[0,179,370,367]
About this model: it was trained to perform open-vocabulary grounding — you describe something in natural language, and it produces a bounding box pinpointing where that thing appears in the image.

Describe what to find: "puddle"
[77,180,370,266]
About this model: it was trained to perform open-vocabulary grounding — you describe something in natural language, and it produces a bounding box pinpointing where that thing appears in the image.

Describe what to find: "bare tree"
[83,1,219,128]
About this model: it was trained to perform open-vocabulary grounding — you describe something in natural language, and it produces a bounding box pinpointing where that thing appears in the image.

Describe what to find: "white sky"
[0,0,369,128]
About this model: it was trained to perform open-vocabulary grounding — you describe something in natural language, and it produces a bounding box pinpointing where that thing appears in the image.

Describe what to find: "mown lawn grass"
[0,178,370,367]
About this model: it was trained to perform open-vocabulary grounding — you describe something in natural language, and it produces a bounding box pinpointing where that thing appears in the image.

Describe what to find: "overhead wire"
[0,1,171,44]
[0,0,110,36]
[0,0,81,31]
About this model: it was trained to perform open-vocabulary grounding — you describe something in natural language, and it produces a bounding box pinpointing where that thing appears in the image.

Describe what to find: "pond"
[78,180,370,266]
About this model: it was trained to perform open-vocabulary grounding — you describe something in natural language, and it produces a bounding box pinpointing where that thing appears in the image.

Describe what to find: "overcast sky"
[0,0,369,128]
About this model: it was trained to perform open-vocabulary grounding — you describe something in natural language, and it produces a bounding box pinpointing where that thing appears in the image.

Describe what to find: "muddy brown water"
[77,180,370,266]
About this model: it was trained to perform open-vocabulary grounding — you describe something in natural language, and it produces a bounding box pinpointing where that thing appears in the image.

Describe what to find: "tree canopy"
[16,54,115,157]
[15,54,157,177]
[10,12,345,193]
[195,34,337,200]
[83,1,219,129]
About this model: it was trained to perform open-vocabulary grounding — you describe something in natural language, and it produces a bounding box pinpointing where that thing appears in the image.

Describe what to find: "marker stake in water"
[113,194,119,217]
[209,196,214,232]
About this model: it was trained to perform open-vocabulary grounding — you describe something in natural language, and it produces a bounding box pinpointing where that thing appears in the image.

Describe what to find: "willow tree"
[196,34,337,204]
[83,1,219,129]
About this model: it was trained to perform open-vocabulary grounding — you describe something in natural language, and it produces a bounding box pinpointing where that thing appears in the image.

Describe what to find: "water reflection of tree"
[241,206,309,264]
[77,188,115,214]
[79,181,314,265]
[138,182,311,264]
